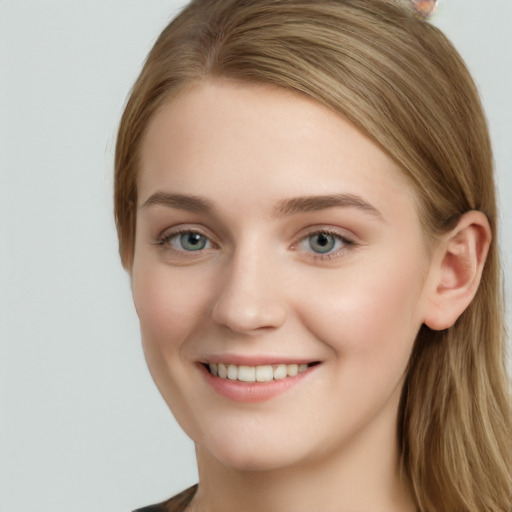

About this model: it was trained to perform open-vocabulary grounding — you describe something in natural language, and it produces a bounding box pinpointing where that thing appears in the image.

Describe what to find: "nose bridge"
[211,236,286,333]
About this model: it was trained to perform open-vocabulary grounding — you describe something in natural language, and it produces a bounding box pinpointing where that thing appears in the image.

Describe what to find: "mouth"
[201,361,320,383]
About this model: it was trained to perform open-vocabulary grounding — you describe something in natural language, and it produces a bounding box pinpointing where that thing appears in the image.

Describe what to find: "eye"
[159,229,213,252]
[295,229,354,259]
[307,232,339,254]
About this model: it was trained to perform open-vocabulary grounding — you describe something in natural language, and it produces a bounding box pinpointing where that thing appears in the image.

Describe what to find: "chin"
[197,427,311,473]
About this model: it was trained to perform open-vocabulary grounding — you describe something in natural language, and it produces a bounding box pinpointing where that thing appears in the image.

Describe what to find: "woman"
[115,0,512,510]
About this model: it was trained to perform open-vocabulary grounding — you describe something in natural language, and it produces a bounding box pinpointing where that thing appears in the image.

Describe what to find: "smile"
[207,362,311,382]
[199,360,320,402]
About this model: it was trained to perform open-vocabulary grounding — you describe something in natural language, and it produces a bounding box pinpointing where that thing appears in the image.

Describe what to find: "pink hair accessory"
[410,0,438,18]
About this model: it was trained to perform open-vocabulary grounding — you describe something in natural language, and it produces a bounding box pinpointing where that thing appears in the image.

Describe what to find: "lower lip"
[198,364,316,403]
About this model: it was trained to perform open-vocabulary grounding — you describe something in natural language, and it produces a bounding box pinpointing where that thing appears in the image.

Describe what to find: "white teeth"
[218,363,227,379]
[273,364,287,380]
[237,365,256,382]
[287,364,298,377]
[208,362,311,382]
[256,365,273,382]
[227,364,238,380]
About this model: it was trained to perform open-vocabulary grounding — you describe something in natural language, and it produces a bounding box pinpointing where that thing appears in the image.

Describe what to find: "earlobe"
[423,211,491,331]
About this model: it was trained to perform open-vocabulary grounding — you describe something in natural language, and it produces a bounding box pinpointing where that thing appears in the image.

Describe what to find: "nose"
[211,249,287,334]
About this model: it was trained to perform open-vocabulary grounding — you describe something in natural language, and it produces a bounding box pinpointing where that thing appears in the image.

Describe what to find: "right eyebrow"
[140,192,214,214]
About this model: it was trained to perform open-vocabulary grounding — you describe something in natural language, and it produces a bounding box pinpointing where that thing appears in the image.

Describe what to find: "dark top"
[134,485,198,512]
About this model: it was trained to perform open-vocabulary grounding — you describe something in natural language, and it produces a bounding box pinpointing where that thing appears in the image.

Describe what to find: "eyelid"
[291,226,358,261]
[154,225,218,251]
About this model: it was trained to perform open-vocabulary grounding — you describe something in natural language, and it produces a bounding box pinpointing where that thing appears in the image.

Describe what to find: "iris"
[179,232,208,251]
[309,233,336,254]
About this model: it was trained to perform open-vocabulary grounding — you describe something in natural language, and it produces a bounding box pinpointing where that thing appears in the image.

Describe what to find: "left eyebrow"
[273,193,384,221]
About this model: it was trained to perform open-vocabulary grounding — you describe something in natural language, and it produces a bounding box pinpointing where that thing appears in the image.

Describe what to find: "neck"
[188,401,416,512]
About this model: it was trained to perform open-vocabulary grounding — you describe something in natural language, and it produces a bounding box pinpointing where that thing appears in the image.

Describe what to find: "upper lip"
[199,354,320,366]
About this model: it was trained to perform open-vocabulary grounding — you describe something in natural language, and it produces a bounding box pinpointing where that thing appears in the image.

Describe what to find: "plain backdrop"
[0,1,510,511]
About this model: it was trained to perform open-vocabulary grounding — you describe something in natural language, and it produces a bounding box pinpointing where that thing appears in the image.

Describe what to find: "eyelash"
[155,228,214,253]
[294,229,356,261]
[154,227,356,261]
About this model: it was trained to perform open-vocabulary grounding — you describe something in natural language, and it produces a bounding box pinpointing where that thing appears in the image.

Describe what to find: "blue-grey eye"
[308,232,338,254]
[170,232,210,251]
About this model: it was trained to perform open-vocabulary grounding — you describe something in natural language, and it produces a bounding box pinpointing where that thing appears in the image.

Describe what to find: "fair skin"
[130,80,490,512]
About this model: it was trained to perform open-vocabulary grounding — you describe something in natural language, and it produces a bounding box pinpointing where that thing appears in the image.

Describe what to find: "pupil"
[311,233,335,254]
[181,233,206,250]
[317,234,329,246]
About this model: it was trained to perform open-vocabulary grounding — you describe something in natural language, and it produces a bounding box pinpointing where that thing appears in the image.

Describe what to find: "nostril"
[211,300,287,334]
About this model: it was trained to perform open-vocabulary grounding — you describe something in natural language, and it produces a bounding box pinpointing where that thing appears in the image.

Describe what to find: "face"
[132,80,433,472]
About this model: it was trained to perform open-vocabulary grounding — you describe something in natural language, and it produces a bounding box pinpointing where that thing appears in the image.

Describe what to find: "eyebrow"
[140,192,214,213]
[273,193,384,220]
[140,191,383,221]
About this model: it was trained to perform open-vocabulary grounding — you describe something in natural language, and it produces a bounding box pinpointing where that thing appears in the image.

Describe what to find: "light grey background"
[0,1,510,511]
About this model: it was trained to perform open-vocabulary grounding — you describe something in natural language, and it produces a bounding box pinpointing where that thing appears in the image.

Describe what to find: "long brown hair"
[115,1,512,509]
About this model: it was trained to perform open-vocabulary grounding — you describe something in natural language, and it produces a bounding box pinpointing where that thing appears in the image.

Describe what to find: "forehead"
[138,80,417,222]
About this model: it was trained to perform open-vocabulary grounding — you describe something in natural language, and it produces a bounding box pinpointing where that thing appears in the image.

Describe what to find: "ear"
[423,211,491,331]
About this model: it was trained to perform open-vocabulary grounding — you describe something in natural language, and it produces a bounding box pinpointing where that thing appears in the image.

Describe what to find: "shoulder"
[133,484,198,512]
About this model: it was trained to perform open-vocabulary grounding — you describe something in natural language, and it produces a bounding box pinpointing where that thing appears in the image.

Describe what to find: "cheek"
[131,265,215,441]
[291,258,427,430]
[298,255,426,363]
[131,265,214,355]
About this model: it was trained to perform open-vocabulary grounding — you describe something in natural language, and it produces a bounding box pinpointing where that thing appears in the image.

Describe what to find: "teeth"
[227,364,238,380]
[208,362,310,382]
[273,364,287,380]
[256,365,273,382]
[237,365,255,382]
[287,363,298,377]
[218,363,227,378]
